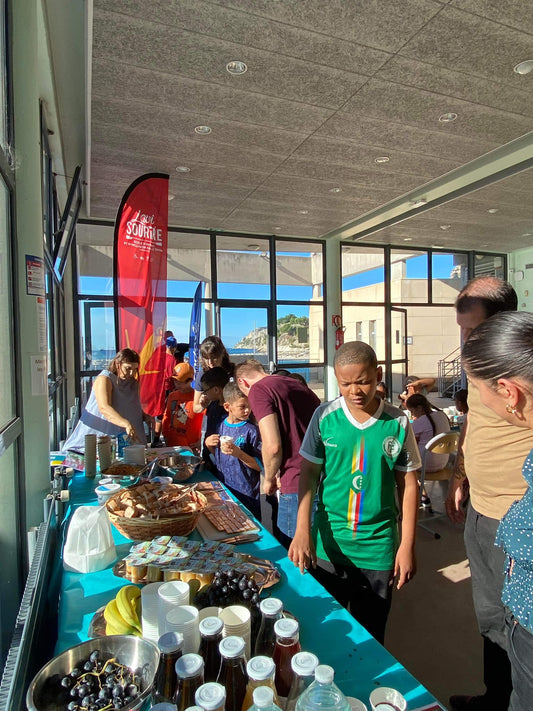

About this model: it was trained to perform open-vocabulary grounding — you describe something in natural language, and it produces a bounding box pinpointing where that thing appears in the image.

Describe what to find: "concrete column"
[325,238,342,400]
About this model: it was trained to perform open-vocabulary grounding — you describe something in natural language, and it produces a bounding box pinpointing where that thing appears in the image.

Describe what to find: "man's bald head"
[455,276,517,341]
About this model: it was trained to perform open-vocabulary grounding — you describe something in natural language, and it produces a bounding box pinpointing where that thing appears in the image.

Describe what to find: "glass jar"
[254,598,283,657]
[216,636,248,711]
[199,616,224,682]
[153,631,184,705]
[242,656,281,711]
[272,618,301,697]
[175,653,205,711]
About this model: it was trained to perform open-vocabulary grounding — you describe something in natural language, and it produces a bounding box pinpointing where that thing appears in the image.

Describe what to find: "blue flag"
[189,282,203,387]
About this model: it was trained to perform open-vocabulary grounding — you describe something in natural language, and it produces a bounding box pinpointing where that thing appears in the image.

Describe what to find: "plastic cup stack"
[97,435,112,472]
[219,605,251,658]
[84,434,97,478]
[123,444,146,465]
[158,581,191,635]
[141,581,165,642]
[198,606,223,621]
[165,604,201,653]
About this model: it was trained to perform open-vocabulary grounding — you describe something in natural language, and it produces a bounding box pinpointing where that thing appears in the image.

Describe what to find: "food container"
[156,453,202,483]
[26,635,160,711]
[95,481,121,505]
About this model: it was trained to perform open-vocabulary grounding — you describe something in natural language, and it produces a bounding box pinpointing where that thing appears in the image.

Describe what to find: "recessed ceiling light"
[168,193,175,201]
[176,165,190,173]
[248,243,260,250]
[439,224,451,230]
[226,60,247,75]
[274,226,282,231]
[514,60,533,75]
[403,237,413,242]
[522,232,533,238]
[375,156,390,164]
[487,208,499,214]
[410,198,427,207]
[479,243,488,248]
[329,187,342,193]
[298,209,309,215]
[195,125,212,135]
[439,112,458,123]
[431,244,442,248]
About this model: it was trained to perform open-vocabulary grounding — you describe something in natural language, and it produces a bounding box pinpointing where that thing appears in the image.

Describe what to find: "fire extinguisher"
[332,315,345,350]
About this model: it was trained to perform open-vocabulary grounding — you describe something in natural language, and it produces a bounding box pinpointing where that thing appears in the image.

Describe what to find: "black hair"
[405,393,445,437]
[376,381,389,399]
[223,381,247,403]
[454,388,469,412]
[462,311,533,386]
[200,336,234,376]
[200,366,230,390]
[455,277,517,319]
[334,341,378,370]
[273,369,291,377]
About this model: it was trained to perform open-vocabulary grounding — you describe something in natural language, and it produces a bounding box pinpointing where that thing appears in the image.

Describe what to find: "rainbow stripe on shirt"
[347,436,366,538]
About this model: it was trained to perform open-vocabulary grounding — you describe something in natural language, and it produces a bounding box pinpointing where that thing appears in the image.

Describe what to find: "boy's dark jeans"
[312,558,393,645]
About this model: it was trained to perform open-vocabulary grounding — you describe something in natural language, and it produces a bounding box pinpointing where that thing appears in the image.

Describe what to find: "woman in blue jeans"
[462,311,533,711]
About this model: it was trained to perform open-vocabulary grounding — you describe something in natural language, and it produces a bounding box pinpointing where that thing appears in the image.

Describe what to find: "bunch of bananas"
[104,585,142,636]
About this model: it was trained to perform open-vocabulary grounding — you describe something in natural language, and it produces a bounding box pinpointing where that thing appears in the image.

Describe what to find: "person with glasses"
[63,348,150,451]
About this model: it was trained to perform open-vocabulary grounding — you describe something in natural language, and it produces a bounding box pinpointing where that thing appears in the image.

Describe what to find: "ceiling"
[86,0,533,252]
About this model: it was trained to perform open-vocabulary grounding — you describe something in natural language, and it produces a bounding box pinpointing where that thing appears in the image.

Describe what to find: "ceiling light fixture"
[274,226,282,231]
[168,193,175,201]
[298,209,309,215]
[403,237,413,242]
[248,243,260,250]
[410,198,427,207]
[439,224,451,230]
[226,60,247,75]
[487,208,499,214]
[522,232,533,238]
[375,156,390,164]
[514,60,533,75]
[438,112,458,123]
[176,165,190,173]
[194,125,212,135]
[329,187,342,193]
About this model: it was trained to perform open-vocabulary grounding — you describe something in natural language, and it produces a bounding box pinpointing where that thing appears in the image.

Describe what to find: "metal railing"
[437,347,463,398]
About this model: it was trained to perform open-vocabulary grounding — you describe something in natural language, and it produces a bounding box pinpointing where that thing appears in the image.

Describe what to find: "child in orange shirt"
[162,363,204,449]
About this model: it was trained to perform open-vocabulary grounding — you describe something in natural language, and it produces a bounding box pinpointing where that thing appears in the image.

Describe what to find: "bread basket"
[105,482,207,540]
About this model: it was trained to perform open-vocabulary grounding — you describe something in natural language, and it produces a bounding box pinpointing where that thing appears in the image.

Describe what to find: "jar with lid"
[195,682,226,711]
[175,653,205,711]
[272,618,301,697]
[241,656,281,711]
[247,686,283,711]
[254,598,283,657]
[216,636,248,711]
[199,616,223,682]
[285,651,319,711]
[153,631,184,705]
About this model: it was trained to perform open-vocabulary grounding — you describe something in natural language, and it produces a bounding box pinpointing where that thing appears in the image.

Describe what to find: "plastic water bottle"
[247,686,283,711]
[294,665,350,711]
[285,652,319,711]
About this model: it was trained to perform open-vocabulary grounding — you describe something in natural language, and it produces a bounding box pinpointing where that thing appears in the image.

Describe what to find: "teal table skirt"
[56,471,441,710]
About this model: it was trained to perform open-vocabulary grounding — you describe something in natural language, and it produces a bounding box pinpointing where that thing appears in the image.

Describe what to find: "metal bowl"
[26,635,159,711]
[156,453,202,482]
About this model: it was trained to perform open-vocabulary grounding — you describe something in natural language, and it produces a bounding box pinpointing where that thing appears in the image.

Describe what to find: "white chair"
[418,431,460,540]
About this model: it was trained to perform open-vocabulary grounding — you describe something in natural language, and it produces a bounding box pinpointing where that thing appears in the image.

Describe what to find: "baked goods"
[204,501,257,534]
[106,482,205,520]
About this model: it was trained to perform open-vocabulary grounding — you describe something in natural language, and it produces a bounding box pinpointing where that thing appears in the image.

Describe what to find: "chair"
[418,431,460,540]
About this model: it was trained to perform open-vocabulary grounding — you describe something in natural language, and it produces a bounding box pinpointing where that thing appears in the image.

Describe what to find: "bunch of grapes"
[56,650,142,710]
[210,570,262,608]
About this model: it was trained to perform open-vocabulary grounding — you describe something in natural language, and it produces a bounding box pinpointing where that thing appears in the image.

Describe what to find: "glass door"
[390,307,408,404]
[217,302,274,372]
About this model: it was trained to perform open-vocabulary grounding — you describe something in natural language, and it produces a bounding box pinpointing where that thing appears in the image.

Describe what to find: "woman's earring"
[506,403,518,416]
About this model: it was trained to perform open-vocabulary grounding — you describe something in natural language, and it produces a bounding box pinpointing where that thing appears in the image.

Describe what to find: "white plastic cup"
[141,582,165,642]
[158,581,191,635]
[219,435,234,454]
[347,698,368,711]
[369,687,407,711]
[165,605,200,653]
[123,444,146,465]
[219,605,251,657]
[95,482,121,505]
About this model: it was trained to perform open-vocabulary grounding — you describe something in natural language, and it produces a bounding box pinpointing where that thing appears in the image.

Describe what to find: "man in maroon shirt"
[235,359,320,548]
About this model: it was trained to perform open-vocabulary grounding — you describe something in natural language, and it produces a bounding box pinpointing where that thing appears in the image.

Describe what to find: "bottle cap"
[158,631,184,654]
[291,651,319,676]
[252,686,275,709]
[184,707,204,711]
[315,664,334,684]
[195,682,226,710]
[259,597,283,617]
[273,617,299,638]
[219,635,246,658]
[246,655,276,680]
[175,653,204,679]
[199,616,223,638]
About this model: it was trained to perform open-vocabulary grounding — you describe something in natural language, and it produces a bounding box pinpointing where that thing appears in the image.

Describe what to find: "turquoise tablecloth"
[56,471,442,710]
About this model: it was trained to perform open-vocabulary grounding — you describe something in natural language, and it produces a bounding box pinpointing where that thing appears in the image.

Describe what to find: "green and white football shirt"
[300,397,421,570]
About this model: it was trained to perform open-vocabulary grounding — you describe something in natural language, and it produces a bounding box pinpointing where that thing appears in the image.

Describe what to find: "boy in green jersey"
[288,341,421,644]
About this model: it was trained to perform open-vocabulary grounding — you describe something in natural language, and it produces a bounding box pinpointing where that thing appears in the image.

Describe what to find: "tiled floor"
[386,481,485,710]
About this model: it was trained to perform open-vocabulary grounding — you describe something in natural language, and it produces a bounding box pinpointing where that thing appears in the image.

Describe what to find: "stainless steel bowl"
[156,453,202,482]
[26,635,159,711]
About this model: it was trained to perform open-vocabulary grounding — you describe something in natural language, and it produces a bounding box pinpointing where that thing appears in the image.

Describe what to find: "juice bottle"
[272,618,301,697]
[254,598,283,657]
[241,656,281,711]
[195,681,226,711]
[199,616,223,682]
[285,651,319,711]
[216,636,248,711]
[175,653,205,711]
[153,631,183,705]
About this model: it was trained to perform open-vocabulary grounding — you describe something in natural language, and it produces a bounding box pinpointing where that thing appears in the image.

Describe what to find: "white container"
[368,687,407,711]
[95,482,121,505]
[158,581,191,635]
[123,444,146,465]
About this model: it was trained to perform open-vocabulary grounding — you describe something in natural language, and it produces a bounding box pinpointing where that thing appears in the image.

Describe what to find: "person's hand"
[262,476,278,496]
[288,529,316,574]
[445,475,468,524]
[394,544,416,590]
[222,442,239,457]
[205,434,220,449]
[199,393,210,410]
[124,421,138,442]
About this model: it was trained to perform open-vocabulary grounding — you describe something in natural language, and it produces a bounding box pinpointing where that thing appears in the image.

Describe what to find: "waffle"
[203,502,256,533]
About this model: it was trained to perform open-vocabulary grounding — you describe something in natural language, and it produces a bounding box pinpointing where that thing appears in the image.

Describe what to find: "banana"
[104,600,135,635]
[116,585,142,632]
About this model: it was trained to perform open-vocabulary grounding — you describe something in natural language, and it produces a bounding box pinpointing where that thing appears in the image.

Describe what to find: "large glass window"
[276,240,323,301]
[342,305,386,362]
[432,252,468,303]
[342,245,384,302]
[0,178,15,427]
[216,236,270,301]
[390,249,428,303]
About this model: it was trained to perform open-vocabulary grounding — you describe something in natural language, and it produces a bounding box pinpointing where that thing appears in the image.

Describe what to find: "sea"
[87,347,268,371]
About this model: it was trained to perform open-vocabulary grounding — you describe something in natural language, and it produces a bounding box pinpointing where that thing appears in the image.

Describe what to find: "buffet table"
[56,470,443,711]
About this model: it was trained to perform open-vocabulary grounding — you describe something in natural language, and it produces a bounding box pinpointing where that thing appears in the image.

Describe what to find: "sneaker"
[420,494,432,510]
[449,695,489,711]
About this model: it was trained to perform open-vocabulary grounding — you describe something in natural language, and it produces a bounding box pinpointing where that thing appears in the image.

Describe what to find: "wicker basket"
[105,487,207,541]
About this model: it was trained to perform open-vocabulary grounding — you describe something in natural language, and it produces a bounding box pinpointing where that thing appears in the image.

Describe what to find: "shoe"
[449,695,489,711]
[420,494,432,510]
